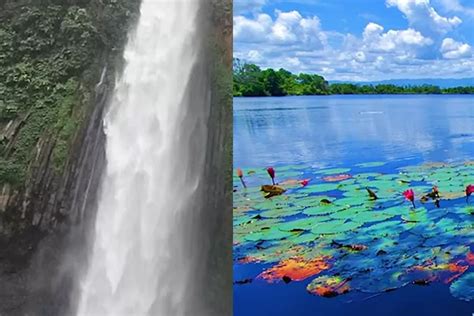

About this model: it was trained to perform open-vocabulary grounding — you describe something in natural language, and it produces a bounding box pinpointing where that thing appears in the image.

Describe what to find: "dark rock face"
[190,2,233,314]
[0,0,232,315]
[0,0,140,314]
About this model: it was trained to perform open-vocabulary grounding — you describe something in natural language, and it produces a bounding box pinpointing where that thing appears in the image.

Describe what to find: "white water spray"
[77,1,206,315]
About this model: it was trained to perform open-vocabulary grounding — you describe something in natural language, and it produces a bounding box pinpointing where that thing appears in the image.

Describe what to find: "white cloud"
[234,10,326,48]
[234,0,267,15]
[363,22,384,38]
[271,11,302,44]
[386,0,462,35]
[440,38,472,59]
[355,51,367,63]
[435,0,474,17]
[234,9,474,81]
[233,14,273,43]
[363,23,433,54]
[247,50,264,62]
[285,57,302,67]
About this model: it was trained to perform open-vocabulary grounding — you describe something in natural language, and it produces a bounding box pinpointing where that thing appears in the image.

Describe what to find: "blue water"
[234,95,474,168]
[233,95,474,316]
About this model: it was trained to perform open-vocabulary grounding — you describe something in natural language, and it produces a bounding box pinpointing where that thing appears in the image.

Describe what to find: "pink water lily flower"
[300,179,310,187]
[236,168,246,188]
[267,167,276,185]
[403,189,416,208]
[466,184,474,202]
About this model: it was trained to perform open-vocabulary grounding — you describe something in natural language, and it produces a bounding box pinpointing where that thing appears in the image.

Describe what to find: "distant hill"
[330,78,474,88]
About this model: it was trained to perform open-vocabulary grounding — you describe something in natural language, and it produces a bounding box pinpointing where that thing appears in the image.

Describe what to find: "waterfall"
[76,1,208,315]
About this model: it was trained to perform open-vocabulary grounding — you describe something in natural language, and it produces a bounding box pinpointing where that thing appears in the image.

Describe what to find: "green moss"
[0,159,24,186]
[51,79,82,172]
[0,1,140,185]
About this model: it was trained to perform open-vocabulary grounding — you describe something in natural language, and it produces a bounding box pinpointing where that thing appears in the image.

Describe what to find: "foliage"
[330,83,445,95]
[233,59,474,96]
[233,59,329,96]
[0,1,139,186]
[233,161,474,299]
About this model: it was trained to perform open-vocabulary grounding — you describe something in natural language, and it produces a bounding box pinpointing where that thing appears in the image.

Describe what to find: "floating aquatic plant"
[233,161,474,301]
[259,256,331,282]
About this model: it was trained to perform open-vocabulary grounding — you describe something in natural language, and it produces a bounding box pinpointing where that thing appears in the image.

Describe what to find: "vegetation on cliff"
[233,59,474,97]
[0,1,139,187]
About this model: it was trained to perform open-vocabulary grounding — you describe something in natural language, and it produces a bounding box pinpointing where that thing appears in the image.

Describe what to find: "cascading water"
[76,1,208,315]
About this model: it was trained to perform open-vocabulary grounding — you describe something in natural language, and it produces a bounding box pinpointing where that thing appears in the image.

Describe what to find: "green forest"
[233,59,474,97]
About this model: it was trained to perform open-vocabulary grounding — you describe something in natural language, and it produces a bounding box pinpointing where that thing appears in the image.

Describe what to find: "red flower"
[267,167,276,184]
[236,168,246,188]
[467,184,474,202]
[403,189,416,208]
[267,167,275,179]
[466,184,474,196]
[403,189,415,201]
[300,179,310,187]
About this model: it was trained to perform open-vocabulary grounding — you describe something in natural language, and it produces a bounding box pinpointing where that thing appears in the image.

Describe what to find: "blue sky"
[233,0,474,81]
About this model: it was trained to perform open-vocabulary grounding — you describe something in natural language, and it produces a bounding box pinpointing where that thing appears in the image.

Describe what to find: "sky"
[233,0,474,81]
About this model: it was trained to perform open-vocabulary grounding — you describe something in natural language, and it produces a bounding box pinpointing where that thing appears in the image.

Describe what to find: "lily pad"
[260,256,331,282]
[315,168,351,175]
[307,275,351,297]
[299,183,341,193]
[244,228,297,242]
[311,220,362,235]
[277,216,329,232]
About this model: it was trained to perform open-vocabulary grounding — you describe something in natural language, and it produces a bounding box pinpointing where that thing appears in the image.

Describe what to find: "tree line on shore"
[233,59,474,97]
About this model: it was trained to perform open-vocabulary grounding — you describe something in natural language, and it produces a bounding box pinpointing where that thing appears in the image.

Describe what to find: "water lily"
[300,179,310,187]
[403,189,416,208]
[466,184,474,202]
[267,167,276,185]
[236,168,246,188]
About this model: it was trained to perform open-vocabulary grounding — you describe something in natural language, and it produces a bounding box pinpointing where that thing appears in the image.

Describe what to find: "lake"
[233,95,474,316]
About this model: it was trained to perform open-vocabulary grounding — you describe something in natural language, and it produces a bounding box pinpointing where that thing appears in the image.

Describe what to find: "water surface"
[234,95,474,168]
[233,95,474,316]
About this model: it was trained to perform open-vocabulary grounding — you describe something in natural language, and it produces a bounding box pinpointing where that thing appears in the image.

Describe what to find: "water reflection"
[234,95,474,168]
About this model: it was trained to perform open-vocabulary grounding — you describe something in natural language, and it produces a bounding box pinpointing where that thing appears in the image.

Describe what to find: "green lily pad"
[352,211,396,224]
[245,228,297,242]
[299,183,341,193]
[292,196,336,208]
[311,220,362,235]
[334,196,369,207]
[329,207,369,220]
[303,205,342,216]
[277,216,329,232]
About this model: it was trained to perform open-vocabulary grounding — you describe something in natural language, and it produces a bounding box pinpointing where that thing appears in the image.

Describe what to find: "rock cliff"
[0,1,140,314]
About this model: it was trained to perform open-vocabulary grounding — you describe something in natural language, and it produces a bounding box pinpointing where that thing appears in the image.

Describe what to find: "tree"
[262,69,286,96]
[233,60,474,96]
